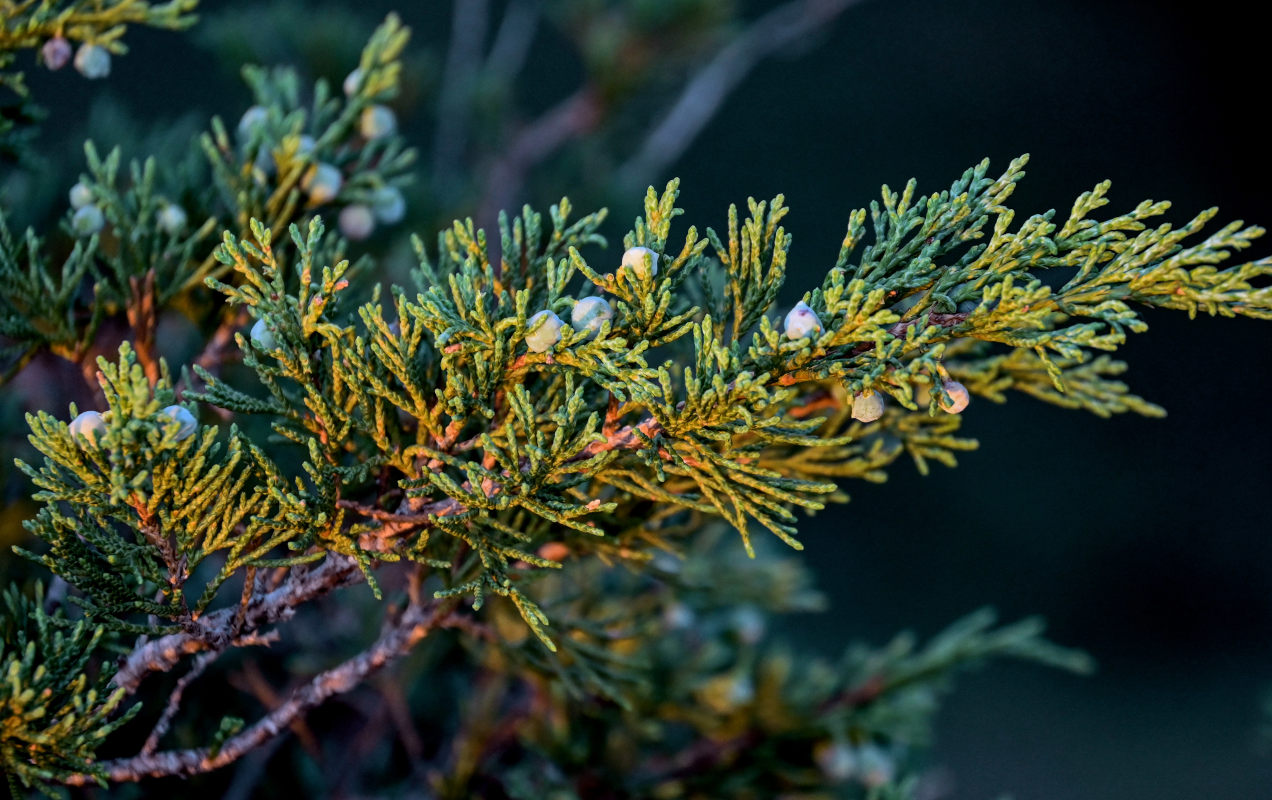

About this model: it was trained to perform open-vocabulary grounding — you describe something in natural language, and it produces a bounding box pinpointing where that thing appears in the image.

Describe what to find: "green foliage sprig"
[0,583,138,794]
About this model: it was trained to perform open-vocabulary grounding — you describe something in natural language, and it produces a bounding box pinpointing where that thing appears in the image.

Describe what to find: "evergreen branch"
[69,595,463,784]
[111,553,361,692]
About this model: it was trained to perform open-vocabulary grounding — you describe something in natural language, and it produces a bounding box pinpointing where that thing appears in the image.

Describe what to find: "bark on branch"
[69,597,459,784]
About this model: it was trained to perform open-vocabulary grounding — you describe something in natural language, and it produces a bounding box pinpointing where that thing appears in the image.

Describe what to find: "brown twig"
[111,554,362,692]
[68,597,463,785]
[126,270,160,388]
[140,650,218,756]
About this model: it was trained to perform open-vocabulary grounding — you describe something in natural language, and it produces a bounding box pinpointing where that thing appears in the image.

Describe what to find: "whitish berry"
[525,310,563,353]
[360,105,397,139]
[43,37,72,70]
[297,134,316,155]
[338,204,376,241]
[938,379,970,414]
[732,605,766,645]
[157,203,187,235]
[69,410,106,446]
[663,602,695,630]
[851,391,885,423]
[237,105,268,141]
[73,43,110,79]
[621,246,659,279]
[343,68,363,96]
[570,296,613,339]
[370,186,406,224]
[250,318,277,350]
[161,405,197,441]
[68,182,93,209]
[71,205,104,236]
[814,741,858,783]
[856,744,895,788]
[783,301,822,340]
[302,163,343,204]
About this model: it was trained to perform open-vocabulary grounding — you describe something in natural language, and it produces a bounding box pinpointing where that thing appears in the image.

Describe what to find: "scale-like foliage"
[0,584,138,794]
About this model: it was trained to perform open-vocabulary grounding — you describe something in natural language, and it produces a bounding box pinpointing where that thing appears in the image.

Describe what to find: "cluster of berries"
[41,36,110,78]
[67,181,186,239]
[68,406,197,447]
[237,69,405,242]
[519,246,658,353]
[780,298,970,422]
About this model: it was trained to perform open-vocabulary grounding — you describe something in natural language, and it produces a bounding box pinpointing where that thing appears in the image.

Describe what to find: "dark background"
[17,0,1272,797]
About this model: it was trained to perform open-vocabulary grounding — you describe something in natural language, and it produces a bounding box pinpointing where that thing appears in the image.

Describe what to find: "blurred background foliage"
[1,0,1270,797]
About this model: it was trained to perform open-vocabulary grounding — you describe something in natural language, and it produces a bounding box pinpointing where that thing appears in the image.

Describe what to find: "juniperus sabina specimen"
[2,4,1270,797]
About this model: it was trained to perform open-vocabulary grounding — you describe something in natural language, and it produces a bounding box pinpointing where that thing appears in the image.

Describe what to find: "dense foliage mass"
[1,2,1268,797]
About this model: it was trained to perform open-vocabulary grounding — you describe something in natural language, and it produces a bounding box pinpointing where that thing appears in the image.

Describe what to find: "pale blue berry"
[370,186,406,224]
[73,43,110,79]
[161,405,197,441]
[297,134,316,155]
[71,205,104,236]
[250,318,277,350]
[856,744,895,788]
[157,203,187,235]
[237,105,268,141]
[343,68,363,97]
[815,742,858,784]
[68,182,93,209]
[732,605,765,645]
[570,296,613,339]
[302,163,343,205]
[360,105,397,139]
[43,37,72,71]
[338,204,376,241]
[938,379,970,414]
[851,391,884,423]
[69,410,106,446]
[783,301,822,340]
[525,310,563,353]
[621,246,659,279]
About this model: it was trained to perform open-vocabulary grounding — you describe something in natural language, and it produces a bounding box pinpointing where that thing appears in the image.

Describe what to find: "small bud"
[68,182,93,209]
[301,162,343,205]
[250,318,277,350]
[73,43,110,79]
[360,105,397,139]
[536,541,570,562]
[938,379,970,414]
[570,296,613,339]
[69,410,106,446]
[338,204,376,241]
[343,68,363,96]
[161,405,197,441]
[783,301,822,340]
[370,186,406,224]
[851,391,885,423]
[43,37,72,71]
[814,741,858,784]
[237,105,268,141]
[157,203,187,235]
[621,246,659,279]
[71,204,104,236]
[525,310,564,353]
